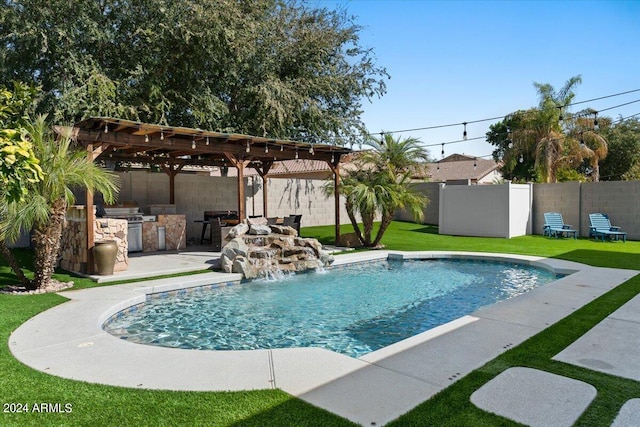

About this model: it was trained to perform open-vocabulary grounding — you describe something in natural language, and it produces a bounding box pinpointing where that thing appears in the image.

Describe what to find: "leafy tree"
[0,82,43,203]
[1,0,388,144]
[487,112,537,182]
[598,116,640,181]
[0,116,120,290]
[326,134,428,248]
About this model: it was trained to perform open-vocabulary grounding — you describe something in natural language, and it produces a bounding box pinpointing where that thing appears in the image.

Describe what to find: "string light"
[364,88,640,138]
[295,148,299,160]
[473,157,477,169]
[245,141,250,153]
[280,144,284,151]
[104,124,109,133]
[264,144,269,154]
[462,122,468,140]
[330,151,335,163]
[519,154,524,163]
[441,143,445,158]
[160,130,164,140]
[206,136,209,145]
[593,112,599,129]
[192,136,196,149]
[309,144,314,155]
[145,134,149,143]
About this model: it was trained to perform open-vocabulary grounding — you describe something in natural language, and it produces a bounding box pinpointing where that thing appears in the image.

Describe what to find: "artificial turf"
[2,222,640,426]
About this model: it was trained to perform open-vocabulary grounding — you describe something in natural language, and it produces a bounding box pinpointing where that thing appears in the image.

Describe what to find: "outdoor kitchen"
[60,203,186,275]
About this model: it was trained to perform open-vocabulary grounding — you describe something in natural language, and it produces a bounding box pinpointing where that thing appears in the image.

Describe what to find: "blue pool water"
[104,259,558,358]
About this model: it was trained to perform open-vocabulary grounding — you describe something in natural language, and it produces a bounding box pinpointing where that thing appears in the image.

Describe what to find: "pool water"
[104,259,558,358]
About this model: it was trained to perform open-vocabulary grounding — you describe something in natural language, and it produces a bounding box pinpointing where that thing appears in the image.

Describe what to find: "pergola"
[70,117,352,272]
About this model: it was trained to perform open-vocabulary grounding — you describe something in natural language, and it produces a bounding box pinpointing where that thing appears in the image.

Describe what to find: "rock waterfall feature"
[219,224,334,279]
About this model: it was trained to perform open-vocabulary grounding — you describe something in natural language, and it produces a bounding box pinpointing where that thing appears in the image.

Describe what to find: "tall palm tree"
[511,76,584,183]
[326,133,428,247]
[0,116,120,290]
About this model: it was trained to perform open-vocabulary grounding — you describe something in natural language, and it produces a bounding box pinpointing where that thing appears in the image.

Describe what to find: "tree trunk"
[372,212,394,248]
[31,198,67,290]
[362,211,375,247]
[0,241,33,288]
[345,199,365,246]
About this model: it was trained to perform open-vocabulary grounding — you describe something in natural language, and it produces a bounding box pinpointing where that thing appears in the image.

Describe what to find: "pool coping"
[9,251,639,426]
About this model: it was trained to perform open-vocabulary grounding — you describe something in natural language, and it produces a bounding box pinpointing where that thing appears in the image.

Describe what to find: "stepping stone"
[612,399,640,427]
[470,367,596,427]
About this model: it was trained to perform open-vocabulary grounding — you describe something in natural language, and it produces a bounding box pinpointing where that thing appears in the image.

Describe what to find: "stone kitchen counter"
[142,214,187,252]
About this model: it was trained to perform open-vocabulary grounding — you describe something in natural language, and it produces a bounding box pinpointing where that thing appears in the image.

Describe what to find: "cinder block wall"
[112,171,351,243]
[533,181,640,239]
[532,182,581,236]
[580,181,640,239]
[393,182,441,225]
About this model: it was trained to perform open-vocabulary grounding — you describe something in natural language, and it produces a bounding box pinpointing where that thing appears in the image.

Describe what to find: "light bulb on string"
[436,162,440,171]
[558,105,564,121]
[441,143,445,159]
[309,144,314,155]
[245,141,250,153]
[160,130,164,141]
[473,158,477,169]
[594,112,599,129]
[519,154,524,163]
[206,136,209,146]
[330,151,335,163]
[462,122,467,140]
[145,134,149,143]
[104,124,109,134]
[280,144,284,151]
[508,140,513,149]
[264,144,269,154]
[295,148,299,160]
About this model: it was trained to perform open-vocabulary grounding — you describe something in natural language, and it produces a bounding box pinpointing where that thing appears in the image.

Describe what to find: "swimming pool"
[104,258,559,358]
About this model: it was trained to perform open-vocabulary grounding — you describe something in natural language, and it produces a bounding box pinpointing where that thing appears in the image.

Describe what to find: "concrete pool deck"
[9,251,639,426]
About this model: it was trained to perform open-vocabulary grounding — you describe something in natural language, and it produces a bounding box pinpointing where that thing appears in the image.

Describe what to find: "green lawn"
[2,222,640,426]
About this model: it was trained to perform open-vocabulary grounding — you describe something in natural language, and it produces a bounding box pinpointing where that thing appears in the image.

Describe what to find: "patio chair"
[543,212,577,239]
[266,217,278,225]
[589,213,627,242]
[283,215,302,235]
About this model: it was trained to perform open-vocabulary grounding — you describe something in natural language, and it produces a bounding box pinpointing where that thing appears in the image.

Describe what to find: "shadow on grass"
[554,249,640,270]
[229,397,356,427]
[410,225,439,235]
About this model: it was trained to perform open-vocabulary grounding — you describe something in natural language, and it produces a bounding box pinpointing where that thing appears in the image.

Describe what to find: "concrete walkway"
[9,251,639,426]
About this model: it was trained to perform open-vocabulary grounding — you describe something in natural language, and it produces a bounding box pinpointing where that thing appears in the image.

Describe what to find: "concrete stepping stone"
[612,399,640,427]
[470,367,596,427]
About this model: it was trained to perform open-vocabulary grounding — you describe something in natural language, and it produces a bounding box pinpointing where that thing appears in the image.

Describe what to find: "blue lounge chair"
[543,212,577,239]
[589,213,627,242]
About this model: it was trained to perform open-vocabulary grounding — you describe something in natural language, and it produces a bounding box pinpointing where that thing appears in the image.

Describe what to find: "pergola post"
[252,161,273,218]
[328,157,342,245]
[160,161,185,204]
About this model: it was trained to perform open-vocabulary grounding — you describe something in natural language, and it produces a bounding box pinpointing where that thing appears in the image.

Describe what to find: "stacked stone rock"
[220,222,334,279]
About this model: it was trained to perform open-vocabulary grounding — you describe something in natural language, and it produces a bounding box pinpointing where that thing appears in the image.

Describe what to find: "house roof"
[426,154,500,182]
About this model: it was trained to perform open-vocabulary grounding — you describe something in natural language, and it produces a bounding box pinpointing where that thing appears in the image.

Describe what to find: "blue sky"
[315,0,640,159]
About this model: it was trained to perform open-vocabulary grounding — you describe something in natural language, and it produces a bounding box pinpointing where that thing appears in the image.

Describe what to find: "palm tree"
[326,133,428,248]
[572,113,609,182]
[0,116,120,290]
[511,75,584,183]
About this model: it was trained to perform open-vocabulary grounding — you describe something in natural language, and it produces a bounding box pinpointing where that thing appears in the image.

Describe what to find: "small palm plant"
[0,116,120,290]
[326,133,428,248]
